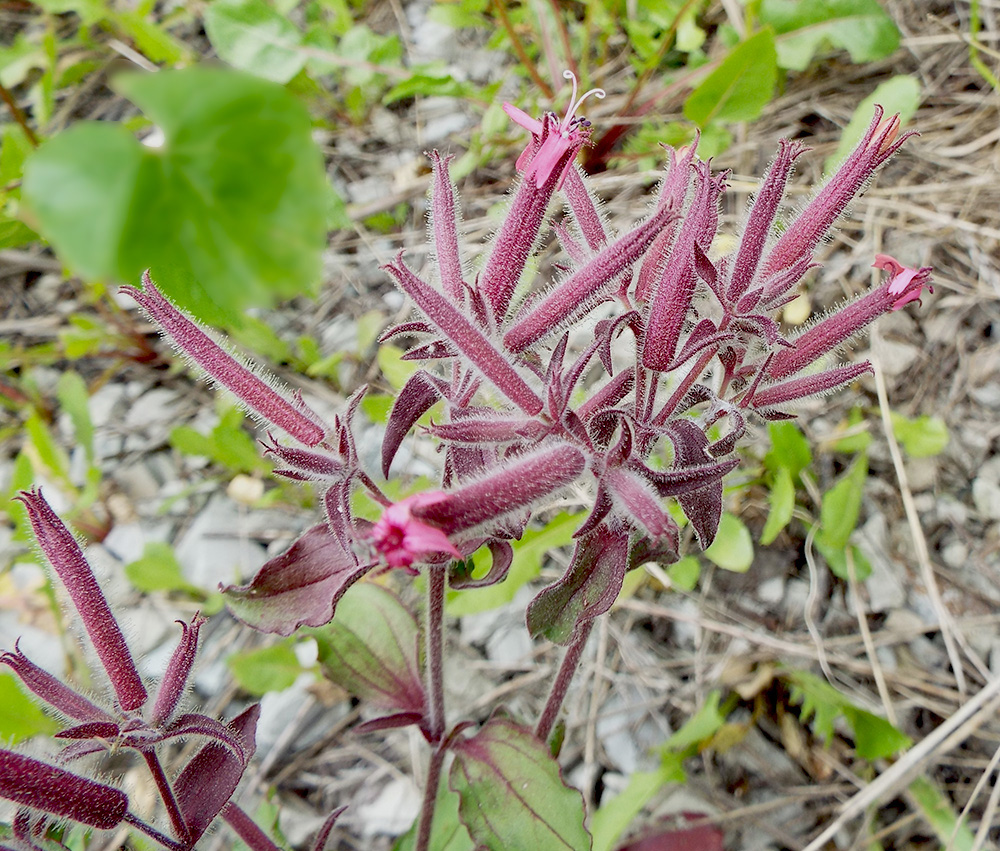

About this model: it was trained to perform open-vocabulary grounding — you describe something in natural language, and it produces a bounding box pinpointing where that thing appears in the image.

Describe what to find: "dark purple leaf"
[222,525,370,636]
[617,817,724,851]
[664,422,723,547]
[151,614,204,727]
[382,370,448,477]
[54,722,120,740]
[1,643,113,723]
[353,712,425,735]
[449,540,513,590]
[174,704,259,844]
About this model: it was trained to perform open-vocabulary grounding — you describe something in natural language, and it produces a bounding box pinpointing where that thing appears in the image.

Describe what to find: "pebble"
[941,539,969,569]
[856,515,906,612]
[356,776,421,838]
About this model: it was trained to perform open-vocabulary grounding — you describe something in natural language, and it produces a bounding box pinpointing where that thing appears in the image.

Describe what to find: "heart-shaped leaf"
[21,67,328,326]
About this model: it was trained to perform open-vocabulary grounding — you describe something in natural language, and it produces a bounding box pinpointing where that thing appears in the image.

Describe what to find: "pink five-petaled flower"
[873,253,932,309]
[503,70,605,189]
[372,493,462,570]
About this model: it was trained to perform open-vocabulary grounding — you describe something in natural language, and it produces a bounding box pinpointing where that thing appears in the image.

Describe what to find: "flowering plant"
[1,74,929,851]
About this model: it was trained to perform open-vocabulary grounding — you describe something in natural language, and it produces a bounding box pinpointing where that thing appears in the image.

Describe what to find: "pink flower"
[372,492,462,570]
[873,253,932,309]
[503,70,605,189]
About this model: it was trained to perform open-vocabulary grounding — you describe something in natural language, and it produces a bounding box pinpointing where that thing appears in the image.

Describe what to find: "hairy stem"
[414,744,447,851]
[426,566,447,743]
[142,751,189,844]
[0,80,38,147]
[122,812,186,851]
[536,617,595,743]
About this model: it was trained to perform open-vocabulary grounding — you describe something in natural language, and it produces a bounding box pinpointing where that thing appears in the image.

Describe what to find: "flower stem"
[142,750,189,844]
[221,802,283,851]
[414,744,446,851]
[426,566,447,743]
[415,565,449,851]
[535,617,595,743]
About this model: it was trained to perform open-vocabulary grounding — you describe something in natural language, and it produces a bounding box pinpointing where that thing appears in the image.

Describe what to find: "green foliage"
[759,0,900,71]
[764,421,813,480]
[666,555,700,591]
[204,0,307,83]
[0,673,60,743]
[590,761,685,851]
[890,411,950,458]
[702,512,753,572]
[124,542,226,613]
[908,775,976,851]
[760,465,794,546]
[22,67,329,328]
[827,76,922,170]
[394,776,475,851]
[170,404,271,476]
[450,716,590,851]
[445,512,579,617]
[684,29,777,127]
[785,669,911,759]
[815,453,871,580]
[228,642,304,695]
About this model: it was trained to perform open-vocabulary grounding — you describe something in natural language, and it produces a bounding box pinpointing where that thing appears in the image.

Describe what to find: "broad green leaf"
[56,371,94,463]
[664,690,725,753]
[816,453,867,552]
[666,555,700,591]
[24,410,70,482]
[760,465,794,545]
[377,344,419,391]
[817,542,872,582]
[125,542,201,595]
[309,582,425,714]
[890,412,950,458]
[684,29,777,126]
[908,775,975,851]
[764,421,812,479]
[0,672,60,742]
[450,717,591,851]
[393,776,474,851]
[228,642,302,695]
[761,0,900,71]
[384,68,476,104]
[22,68,327,327]
[590,761,683,851]
[826,76,921,170]
[446,512,578,617]
[204,0,306,83]
[703,512,753,573]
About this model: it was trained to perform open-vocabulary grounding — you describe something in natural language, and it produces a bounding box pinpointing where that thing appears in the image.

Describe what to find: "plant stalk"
[535,617,595,743]
[221,802,283,851]
[142,750,189,844]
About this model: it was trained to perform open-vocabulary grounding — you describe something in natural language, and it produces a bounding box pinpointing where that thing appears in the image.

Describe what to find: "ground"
[2,0,1000,849]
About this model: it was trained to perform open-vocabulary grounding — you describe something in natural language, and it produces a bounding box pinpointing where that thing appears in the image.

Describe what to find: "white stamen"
[560,69,605,134]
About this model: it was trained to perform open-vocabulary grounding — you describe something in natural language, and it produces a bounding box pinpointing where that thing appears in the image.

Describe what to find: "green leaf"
[816,453,867,552]
[702,513,753,572]
[760,465,794,545]
[0,672,60,742]
[684,29,777,126]
[786,669,909,758]
[764,421,812,479]
[125,542,201,595]
[447,512,579,617]
[384,68,476,104]
[228,642,303,695]
[667,555,700,591]
[56,371,94,463]
[22,68,327,327]
[664,690,726,753]
[761,0,900,71]
[830,407,872,454]
[204,0,306,83]
[24,410,70,483]
[590,761,683,851]
[826,76,921,170]
[450,717,591,851]
[393,776,475,851]
[377,344,419,391]
[309,582,424,713]
[842,705,911,760]
[908,776,975,851]
[890,411,950,458]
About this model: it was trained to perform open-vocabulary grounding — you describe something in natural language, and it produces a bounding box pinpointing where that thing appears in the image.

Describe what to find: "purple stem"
[221,802,283,851]
[142,750,189,844]
[535,617,595,743]
[122,811,187,851]
[415,566,449,851]
[425,566,447,743]
[414,744,447,851]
